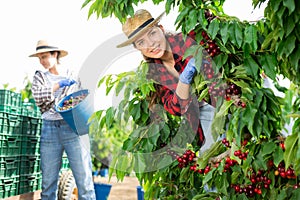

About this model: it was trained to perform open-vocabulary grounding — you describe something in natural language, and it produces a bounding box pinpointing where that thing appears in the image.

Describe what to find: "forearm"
[175,81,191,99]
[53,83,60,92]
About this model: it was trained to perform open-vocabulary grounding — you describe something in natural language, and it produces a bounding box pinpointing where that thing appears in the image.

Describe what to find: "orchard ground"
[94,175,141,200]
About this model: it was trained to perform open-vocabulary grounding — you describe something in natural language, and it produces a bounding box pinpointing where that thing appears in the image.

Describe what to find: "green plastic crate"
[21,102,41,119]
[0,112,22,135]
[61,155,70,170]
[20,155,41,175]
[0,134,22,156]
[21,116,42,136]
[21,135,40,155]
[0,156,20,178]
[19,172,42,195]
[0,105,21,115]
[0,90,22,108]
[0,176,19,199]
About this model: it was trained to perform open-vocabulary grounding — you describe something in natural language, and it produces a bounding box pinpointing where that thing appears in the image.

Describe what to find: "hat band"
[128,18,154,39]
[36,46,58,51]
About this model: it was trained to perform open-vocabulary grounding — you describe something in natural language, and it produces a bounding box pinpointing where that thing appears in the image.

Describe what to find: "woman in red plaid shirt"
[117,9,216,153]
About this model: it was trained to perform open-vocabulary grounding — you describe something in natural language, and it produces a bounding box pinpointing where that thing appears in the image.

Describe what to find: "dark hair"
[144,32,175,109]
[50,51,61,64]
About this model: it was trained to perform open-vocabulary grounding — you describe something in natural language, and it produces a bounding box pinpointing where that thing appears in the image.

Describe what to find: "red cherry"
[280,172,286,178]
[241,102,246,108]
[280,142,285,150]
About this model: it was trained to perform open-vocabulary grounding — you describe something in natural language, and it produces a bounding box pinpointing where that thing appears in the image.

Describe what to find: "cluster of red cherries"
[207,81,246,108]
[200,31,221,58]
[233,149,249,161]
[274,161,297,179]
[231,169,272,197]
[175,149,196,168]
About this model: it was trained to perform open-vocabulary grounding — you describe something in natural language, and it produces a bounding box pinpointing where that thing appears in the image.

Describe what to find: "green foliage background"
[84,0,300,199]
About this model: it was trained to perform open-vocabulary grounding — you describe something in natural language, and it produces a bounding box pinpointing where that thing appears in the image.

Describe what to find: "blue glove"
[58,78,76,88]
[179,58,196,84]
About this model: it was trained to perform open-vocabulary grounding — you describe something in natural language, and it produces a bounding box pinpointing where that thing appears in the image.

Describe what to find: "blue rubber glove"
[179,58,196,84]
[58,78,76,88]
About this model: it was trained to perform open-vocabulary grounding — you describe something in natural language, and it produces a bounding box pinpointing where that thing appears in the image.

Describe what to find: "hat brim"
[116,11,166,48]
[29,49,68,58]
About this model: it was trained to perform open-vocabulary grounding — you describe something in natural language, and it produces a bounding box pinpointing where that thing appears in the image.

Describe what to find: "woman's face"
[134,26,168,59]
[37,52,57,70]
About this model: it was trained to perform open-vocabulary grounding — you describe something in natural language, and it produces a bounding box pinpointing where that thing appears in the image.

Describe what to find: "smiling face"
[133,26,169,59]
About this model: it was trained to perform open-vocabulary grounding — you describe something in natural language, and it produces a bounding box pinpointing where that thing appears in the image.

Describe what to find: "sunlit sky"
[0,0,266,92]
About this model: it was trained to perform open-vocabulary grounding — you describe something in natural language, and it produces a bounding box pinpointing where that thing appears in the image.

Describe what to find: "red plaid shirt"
[148,31,205,147]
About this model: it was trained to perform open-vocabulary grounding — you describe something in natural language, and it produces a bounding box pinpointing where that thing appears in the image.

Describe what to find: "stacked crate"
[0,89,71,198]
[0,90,23,198]
[19,99,43,195]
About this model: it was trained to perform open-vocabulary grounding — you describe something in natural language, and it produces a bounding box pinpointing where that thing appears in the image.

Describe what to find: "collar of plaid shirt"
[149,30,205,147]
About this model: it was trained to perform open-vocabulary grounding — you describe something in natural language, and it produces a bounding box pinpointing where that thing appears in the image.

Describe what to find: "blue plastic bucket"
[55,89,93,135]
[100,168,109,177]
[94,183,112,200]
[137,186,144,200]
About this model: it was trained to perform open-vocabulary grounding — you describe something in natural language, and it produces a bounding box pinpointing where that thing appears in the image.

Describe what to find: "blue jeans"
[40,119,95,200]
[199,103,216,153]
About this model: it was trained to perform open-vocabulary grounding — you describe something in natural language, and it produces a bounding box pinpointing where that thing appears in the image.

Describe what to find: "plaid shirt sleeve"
[31,70,55,113]
[160,86,192,116]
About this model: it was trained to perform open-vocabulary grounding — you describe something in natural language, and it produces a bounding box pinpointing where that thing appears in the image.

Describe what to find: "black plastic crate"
[21,135,40,155]
[0,134,22,156]
[0,176,19,199]
[0,155,20,178]
[19,172,42,195]
[21,116,42,136]
[0,90,22,108]
[0,112,22,135]
[20,155,41,175]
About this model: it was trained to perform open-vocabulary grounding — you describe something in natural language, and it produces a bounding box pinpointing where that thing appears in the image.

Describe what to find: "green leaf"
[244,57,259,80]
[242,103,257,136]
[284,133,299,170]
[207,19,219,40]
[157,155,173,169]
[215,100,233,118]
[203,170,213,185]
[283,0,295,15]
[183,45,199,60]
[186,9,198,32]
[179,167,190,182]
[195,46,204,72]
[234,22,243,48]
[259,54,277,80]
[228,23,237,46]
[134,153,146,173]
[220,22,229,44]
[261,28,280,50]
[280,35,296,58]
[262,141,277,156]
[284,15,296,37]
[244,25,258,52]
[273,147,284,166]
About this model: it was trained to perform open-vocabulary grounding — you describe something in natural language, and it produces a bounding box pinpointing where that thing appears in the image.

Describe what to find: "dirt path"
[94,175,142,200]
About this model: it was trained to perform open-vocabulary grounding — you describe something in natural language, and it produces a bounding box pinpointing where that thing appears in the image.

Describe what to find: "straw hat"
[117,9,165,48]
[29,40,68,57]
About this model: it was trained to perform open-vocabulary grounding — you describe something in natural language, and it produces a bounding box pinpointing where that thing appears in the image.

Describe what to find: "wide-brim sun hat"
[29,40,68,57]
[117,9,165,48]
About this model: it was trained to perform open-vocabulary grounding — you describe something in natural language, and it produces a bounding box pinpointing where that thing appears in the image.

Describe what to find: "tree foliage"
[84,0,300,199]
